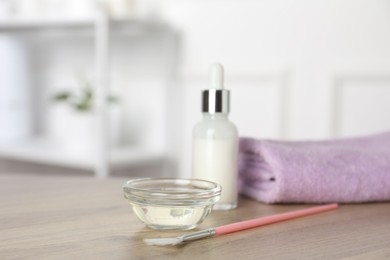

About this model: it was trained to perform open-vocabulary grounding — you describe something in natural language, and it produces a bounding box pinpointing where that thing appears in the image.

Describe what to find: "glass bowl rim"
[123,178,222,202]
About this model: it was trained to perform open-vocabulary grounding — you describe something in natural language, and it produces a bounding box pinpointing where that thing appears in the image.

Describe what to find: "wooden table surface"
[1,174,390,260]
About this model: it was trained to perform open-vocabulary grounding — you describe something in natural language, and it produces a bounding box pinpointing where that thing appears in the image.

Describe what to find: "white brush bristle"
[144,237,183,246]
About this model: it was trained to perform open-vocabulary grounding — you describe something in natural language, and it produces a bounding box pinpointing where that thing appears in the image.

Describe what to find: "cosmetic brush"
[144,203,338,246]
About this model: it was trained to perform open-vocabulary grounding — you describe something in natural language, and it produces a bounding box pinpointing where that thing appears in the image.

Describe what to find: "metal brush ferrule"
[181,228,216,242]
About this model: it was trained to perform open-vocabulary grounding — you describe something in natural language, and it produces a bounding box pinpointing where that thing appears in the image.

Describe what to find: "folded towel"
[238,132,390,203]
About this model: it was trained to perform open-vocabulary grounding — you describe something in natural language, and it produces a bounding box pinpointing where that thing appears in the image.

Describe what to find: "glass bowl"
[123,178,221,230]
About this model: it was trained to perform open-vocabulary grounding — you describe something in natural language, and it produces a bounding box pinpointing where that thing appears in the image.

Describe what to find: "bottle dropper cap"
[202,63,230,114]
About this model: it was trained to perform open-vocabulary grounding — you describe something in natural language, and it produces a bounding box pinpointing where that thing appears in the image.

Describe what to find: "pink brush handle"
[214,203,338,236]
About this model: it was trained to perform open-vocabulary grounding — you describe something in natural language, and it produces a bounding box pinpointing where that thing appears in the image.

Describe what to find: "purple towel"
[238,132,390,203]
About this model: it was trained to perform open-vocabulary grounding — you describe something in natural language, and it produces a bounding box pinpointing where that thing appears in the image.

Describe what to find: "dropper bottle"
[192,63,238,210]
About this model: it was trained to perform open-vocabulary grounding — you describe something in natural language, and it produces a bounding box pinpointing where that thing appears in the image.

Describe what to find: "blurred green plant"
[52,78,118,112]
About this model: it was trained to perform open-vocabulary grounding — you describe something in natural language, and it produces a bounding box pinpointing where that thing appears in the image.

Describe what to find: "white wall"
[142,0,390,177]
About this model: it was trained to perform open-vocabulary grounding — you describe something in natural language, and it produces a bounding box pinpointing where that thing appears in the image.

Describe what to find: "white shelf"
[0,18,96,30]
[0,139,164,170]
[0,13,177,178]
[0,17,167,33]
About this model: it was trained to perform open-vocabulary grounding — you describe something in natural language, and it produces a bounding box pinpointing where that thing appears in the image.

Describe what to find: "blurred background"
[1,0,390,179]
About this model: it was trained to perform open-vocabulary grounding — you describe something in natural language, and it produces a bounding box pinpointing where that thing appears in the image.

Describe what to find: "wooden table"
[1,174,390,259]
